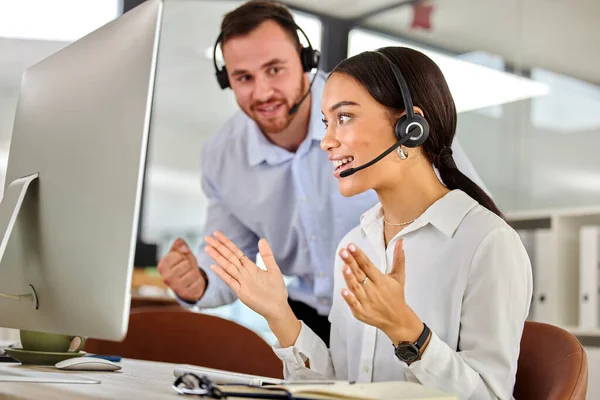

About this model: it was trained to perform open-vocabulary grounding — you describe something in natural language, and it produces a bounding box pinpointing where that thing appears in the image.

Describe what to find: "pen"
[85,354,122,362]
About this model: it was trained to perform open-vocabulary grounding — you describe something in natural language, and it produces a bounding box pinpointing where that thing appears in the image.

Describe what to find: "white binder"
[517,228,555,323]
[579,226,600,328]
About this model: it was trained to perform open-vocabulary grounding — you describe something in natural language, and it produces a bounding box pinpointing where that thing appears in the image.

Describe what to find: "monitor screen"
[0,0,163,341]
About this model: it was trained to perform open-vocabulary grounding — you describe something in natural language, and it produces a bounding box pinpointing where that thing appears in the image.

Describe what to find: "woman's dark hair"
[331,47,503,219]
[219,0,301,50]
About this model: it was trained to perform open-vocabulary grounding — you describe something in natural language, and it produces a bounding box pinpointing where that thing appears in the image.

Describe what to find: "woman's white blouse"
[273,190,533,400]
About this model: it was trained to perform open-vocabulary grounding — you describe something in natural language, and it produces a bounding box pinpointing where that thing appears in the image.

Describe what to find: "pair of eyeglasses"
[172,373,222,397]
[172,373,300,399]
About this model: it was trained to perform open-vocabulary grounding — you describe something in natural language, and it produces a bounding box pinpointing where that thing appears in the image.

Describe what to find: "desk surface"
[0,358,457,400]
[0,358,180,399]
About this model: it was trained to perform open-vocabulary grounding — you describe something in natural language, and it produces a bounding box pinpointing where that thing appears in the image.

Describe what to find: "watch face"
[395,344,419,362]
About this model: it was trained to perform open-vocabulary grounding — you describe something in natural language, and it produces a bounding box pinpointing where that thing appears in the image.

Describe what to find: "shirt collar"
[246,71,328,167]
[418,190,478,237]
[360,190,478,239]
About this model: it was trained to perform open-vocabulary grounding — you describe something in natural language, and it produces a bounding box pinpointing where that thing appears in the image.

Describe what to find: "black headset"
[212,18,321,90]
[339,51,430,178]
[376,51,429,148]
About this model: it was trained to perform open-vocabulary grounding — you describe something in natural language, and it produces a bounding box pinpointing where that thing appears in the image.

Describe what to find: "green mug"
[19,330,86,353]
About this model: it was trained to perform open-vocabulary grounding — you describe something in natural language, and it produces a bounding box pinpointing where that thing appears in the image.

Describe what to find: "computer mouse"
[55,357,122,371]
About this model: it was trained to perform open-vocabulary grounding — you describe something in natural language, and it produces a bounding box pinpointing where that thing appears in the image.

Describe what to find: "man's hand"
[157,238,207,302]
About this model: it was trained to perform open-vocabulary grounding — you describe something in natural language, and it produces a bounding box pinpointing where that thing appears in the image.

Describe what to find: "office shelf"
[506,206,600,335]
[561,325,600,338]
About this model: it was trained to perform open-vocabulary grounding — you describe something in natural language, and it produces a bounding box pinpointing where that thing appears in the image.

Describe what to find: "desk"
[0,358,458,400]
[0,358,179,399]
[131,267,178,309]
[131,294,178,308]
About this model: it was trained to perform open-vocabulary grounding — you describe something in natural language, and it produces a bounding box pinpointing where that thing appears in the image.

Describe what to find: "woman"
[204,47,532,400]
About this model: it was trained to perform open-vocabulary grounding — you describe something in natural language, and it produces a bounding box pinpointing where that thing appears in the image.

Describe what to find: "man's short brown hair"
[219,0,301,49]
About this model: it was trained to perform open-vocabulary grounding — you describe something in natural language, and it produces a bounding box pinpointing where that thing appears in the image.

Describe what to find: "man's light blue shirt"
[180,71,486,315]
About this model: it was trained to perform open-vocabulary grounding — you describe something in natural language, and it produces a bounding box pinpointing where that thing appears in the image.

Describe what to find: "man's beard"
[249,76,307,135]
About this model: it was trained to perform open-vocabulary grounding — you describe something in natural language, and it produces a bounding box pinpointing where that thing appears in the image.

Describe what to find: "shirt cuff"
[272,321,335,381]
[408,330,444,374]
[405,329,480,399]
[272,321,311,365]
[175,293,200,309]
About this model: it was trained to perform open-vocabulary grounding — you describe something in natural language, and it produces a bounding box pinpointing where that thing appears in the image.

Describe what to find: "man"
[157,0,486,346]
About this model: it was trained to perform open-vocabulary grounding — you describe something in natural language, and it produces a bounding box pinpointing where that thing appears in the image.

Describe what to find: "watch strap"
[415,323,430,350]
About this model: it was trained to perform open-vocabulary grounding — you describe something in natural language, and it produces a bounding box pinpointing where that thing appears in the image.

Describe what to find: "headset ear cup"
[300,47,320,72]
[412,115,429,146]
[394,115,408,142]
[216,67,230,90]
[395,115,429,148]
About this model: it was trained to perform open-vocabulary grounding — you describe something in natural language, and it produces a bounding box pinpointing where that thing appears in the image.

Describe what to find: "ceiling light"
[348,29,550,113]
[531,68,600,134]
[0,0,120,42]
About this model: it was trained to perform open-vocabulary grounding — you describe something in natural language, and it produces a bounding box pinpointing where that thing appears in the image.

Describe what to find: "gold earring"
[397,147,408,160]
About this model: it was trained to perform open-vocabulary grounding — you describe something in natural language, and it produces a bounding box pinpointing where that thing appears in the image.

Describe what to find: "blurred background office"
[0,0,599,395]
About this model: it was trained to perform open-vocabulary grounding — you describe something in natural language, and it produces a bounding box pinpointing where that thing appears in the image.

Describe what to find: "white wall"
[458,81,600,213]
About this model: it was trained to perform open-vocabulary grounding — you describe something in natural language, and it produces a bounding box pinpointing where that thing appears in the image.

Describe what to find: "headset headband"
[213,18,315,74]
[375,51,416,119]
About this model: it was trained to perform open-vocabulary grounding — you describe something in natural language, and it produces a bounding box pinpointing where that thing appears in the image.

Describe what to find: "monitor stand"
[0,173,39,309]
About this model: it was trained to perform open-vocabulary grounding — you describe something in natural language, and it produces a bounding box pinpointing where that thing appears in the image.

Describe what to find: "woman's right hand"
[206,232,301,347]
[205,231,291,322]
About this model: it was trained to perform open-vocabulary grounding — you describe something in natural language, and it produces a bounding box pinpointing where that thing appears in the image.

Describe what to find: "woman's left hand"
[340,239,424,345]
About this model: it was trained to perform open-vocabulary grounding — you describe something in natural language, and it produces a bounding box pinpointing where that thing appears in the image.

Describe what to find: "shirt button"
[300,196,307,202]
[318,272,325,277]
[363,364,370,373]
[309,235,316,241]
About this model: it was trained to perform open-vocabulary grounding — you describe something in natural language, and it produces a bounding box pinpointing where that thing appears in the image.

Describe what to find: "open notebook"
[219,382,457,400]
[172,365,457,400]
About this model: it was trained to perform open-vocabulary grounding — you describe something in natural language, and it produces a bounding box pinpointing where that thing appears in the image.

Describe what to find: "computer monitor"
[0,0,163,341]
